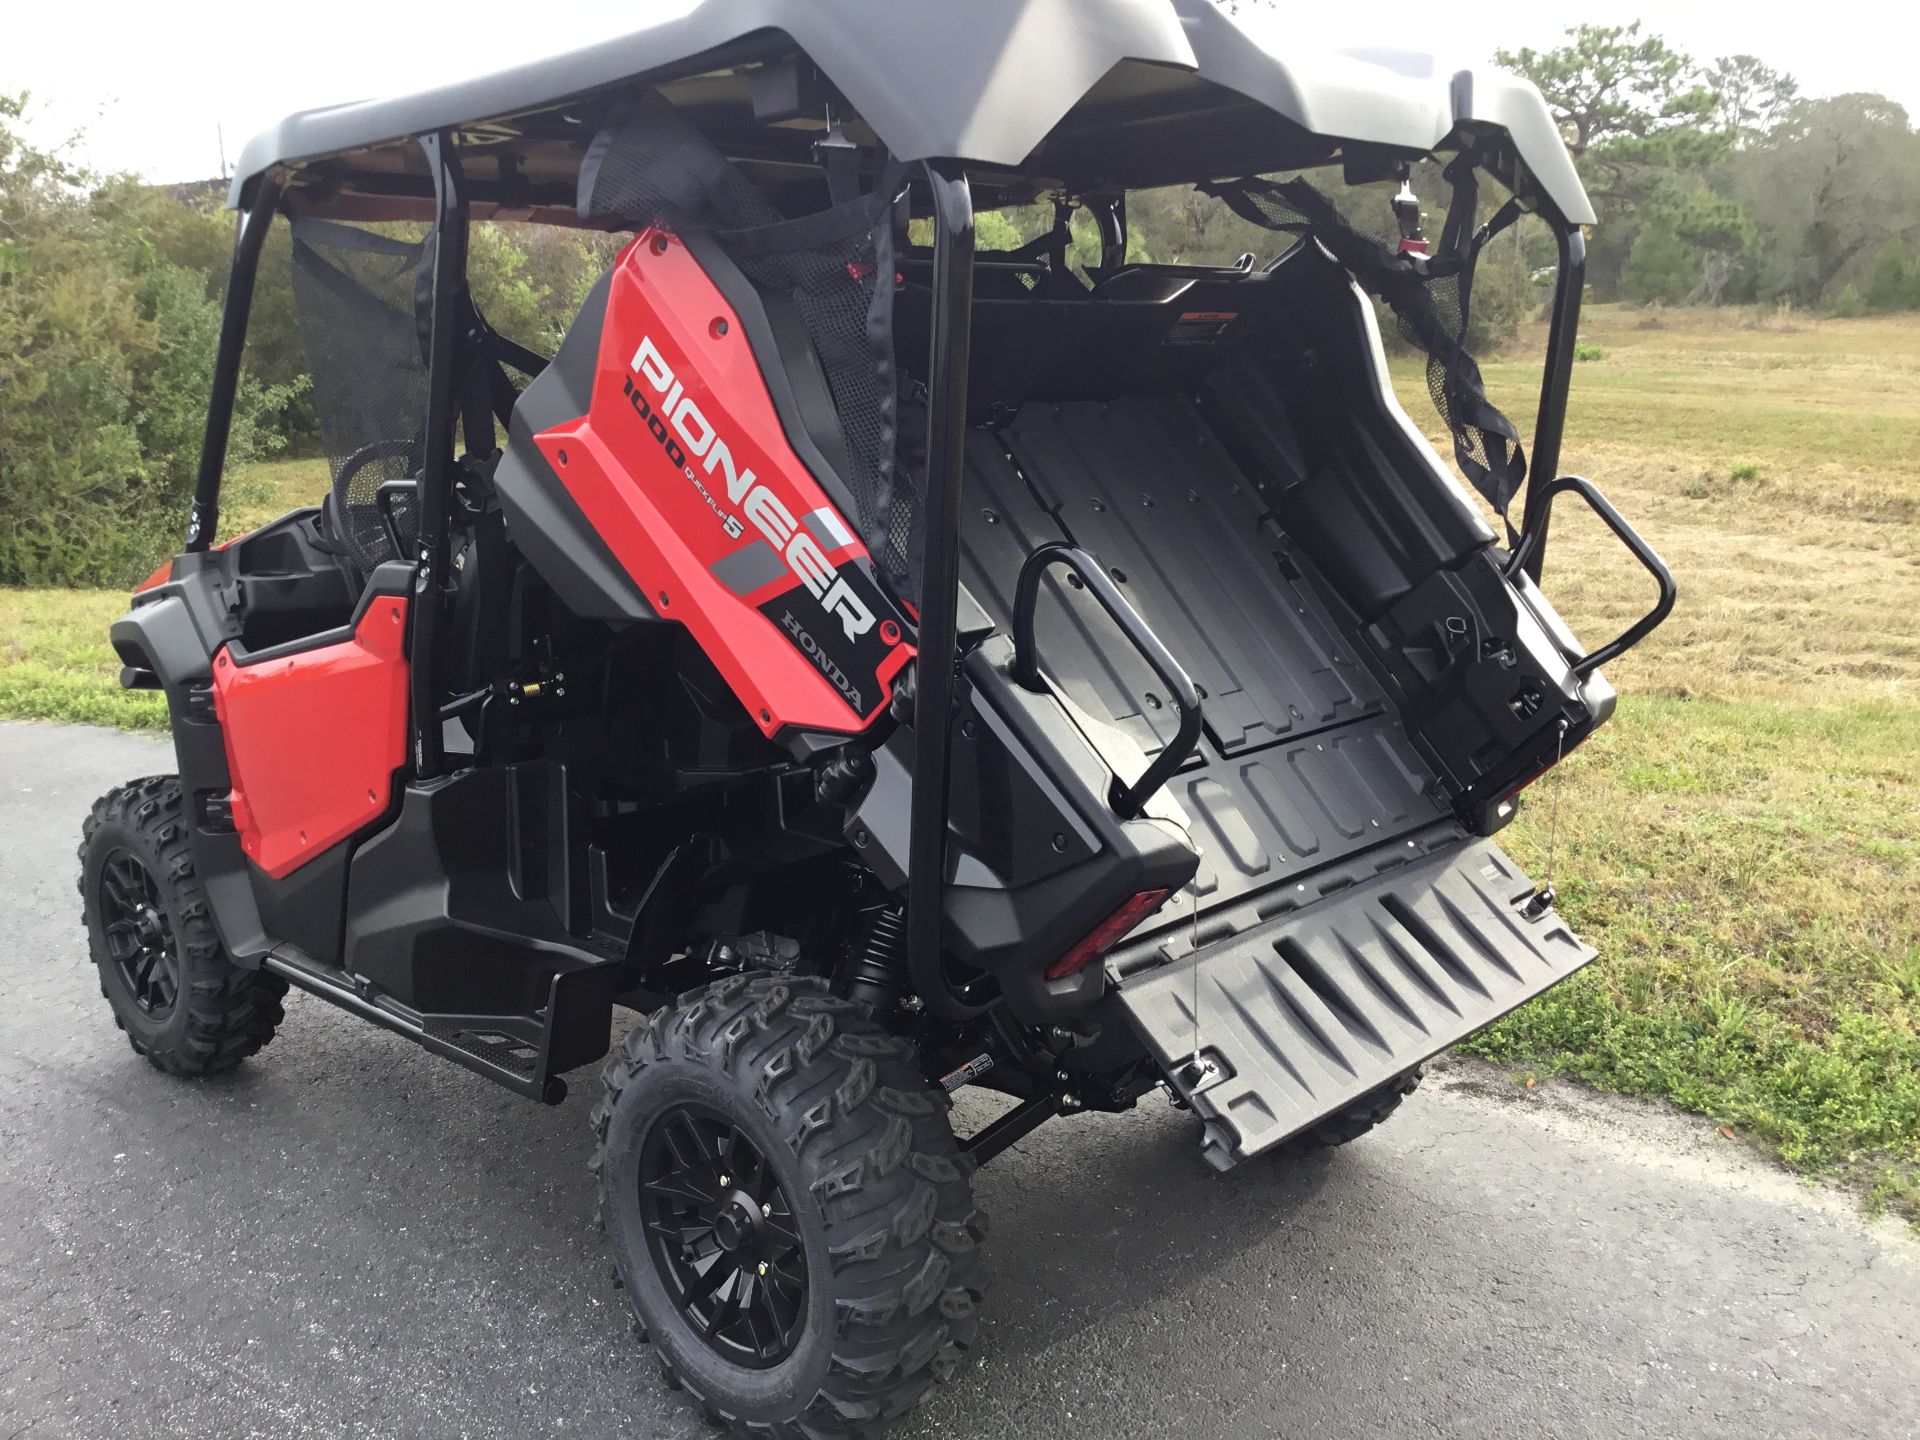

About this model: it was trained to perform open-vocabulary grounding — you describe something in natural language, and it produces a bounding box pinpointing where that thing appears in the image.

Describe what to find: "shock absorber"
[842,903,909,1012]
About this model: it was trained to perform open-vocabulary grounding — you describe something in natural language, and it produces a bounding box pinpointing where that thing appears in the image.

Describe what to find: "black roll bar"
[905,161,983,1022]
[409,130,470,780]
[185,172,284,552]
[1517,222,1586,582]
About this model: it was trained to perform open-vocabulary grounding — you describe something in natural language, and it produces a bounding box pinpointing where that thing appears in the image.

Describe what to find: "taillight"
[1046,888,1173,981]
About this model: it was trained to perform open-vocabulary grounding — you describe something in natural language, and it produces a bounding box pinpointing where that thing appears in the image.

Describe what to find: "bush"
[0,98,301,585]
[1830,282,1865,318]
[1622,220,1697,305]
[1864,242,1920,312]
[1574,340,1608,361]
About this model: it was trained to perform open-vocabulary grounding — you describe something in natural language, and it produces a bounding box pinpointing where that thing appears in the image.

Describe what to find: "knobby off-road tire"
[1279,1065,1423,1155]
[592,973,987,1438]
[78,776,287,1075]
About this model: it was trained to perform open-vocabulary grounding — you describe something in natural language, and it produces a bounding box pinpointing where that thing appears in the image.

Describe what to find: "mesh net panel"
[1207,177,1526,520]
[289,218,429,573]
[578,94,914,598]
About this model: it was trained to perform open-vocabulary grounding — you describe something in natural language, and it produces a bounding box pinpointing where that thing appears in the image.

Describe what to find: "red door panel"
[212,597,411,880]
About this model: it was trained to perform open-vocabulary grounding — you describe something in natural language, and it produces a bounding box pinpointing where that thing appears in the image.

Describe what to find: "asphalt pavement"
[3,719,1916,1439]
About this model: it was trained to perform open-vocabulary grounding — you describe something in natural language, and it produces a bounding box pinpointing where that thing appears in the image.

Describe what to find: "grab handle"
[1011,543,1202,818]
[1506,476,1676,677]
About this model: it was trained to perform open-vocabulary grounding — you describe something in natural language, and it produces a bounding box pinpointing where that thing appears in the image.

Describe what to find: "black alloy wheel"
[96,846,179,1015]
[80,776,287,1075]
[593,973,987,1437]
[639,1101,809,1367]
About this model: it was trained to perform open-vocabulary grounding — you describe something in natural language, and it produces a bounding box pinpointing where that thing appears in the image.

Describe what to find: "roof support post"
[1519,221,1585,582]
[906,161,980,1020]
[185,172,283,553]
[411,130,470,779]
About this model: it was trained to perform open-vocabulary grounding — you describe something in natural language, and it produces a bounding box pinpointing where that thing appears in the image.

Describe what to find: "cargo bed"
[960,393,1452,948]
[959,393,1596,1164]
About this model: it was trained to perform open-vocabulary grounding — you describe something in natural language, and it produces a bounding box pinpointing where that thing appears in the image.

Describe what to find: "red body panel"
[211,598,411,880]
[534,229,911,737]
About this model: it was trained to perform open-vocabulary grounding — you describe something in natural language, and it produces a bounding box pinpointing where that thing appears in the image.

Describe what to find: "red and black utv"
[80,2,1672,1433]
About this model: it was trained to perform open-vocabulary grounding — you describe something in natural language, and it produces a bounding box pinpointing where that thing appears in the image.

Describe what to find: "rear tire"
[592,974,986,1437]
[1281,1066,1422,1154]
[78,776,286,1075]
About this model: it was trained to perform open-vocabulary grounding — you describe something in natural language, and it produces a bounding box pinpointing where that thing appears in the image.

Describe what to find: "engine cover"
[533,229,912,737]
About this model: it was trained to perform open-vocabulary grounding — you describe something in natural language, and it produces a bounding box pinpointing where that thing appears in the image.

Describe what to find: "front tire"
[592,974,986,1437]
[78,776,286,1075]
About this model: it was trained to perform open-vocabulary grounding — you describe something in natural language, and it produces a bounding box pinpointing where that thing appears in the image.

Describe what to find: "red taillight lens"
[1046,888,1173,981]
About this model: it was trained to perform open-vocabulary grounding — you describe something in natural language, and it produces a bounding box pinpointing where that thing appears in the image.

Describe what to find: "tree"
[1496,23,1716,158]
[1864,241,1920,311]
[0,95,288,585]
[1621,219,1696,304]
[1497,22,1731,300]
[1643,182,1759,303]
[1729,94,1920,304]
[1705,55,1799,142]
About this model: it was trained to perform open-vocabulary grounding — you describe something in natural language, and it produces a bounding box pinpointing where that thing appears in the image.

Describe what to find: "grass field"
[3,306,1916,1218]
[1456,306,1920,1220]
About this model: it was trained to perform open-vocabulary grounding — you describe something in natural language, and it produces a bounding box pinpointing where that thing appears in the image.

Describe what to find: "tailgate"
[1112,837,1594,1170]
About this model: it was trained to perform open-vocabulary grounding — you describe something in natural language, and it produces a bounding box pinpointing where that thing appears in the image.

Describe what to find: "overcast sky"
[7,1,1918,184]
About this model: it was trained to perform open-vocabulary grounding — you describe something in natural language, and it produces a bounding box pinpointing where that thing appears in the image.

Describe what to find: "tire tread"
[591,974,984,1439]
[78,776,286,1076]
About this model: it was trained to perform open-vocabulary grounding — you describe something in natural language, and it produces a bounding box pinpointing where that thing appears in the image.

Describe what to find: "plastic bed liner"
[959,394,1594,1164]
[960,393,1450,945]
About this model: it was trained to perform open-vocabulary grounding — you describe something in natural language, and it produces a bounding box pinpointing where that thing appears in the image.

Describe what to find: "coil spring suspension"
[842,903,909,1011]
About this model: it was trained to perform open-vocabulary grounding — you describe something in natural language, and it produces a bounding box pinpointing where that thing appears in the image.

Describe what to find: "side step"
[1111,837,1594,1170]
[262,948,615,1105]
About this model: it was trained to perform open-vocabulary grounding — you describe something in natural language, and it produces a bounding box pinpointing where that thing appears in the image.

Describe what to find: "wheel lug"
[757,1261,768,1276]
[761,1202,771,1217]
[718,1173,730,1187]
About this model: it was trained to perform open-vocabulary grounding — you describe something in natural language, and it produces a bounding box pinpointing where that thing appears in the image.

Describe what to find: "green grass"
[5,313,1919,1218]
[1401,306,1920,1219]
[1462,695,1920,1212]
[0,588,169,729]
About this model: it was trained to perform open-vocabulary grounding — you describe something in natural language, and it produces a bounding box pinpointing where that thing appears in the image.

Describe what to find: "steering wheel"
[326,437,424,574]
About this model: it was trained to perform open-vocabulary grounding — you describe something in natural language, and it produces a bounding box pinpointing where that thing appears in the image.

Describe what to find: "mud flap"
[1112,838,1595,1170]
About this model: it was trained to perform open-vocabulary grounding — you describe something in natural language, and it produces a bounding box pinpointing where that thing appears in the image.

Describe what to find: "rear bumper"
[1111,836,1594,1170]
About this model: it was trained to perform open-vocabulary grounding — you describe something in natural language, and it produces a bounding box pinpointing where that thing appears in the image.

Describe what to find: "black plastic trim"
[223,562,413,667]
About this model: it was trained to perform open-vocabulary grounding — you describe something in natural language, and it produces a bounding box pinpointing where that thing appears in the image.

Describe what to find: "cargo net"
[1203,174,1527,522]
[577,93,915,598]
[289,218,428,574]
